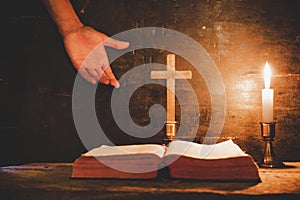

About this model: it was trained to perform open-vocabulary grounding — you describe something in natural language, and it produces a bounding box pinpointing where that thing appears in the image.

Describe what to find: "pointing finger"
[104,66,120,88]
[99,73,110,85]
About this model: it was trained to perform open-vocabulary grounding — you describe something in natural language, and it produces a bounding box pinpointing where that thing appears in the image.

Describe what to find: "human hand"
[63,26,129,87]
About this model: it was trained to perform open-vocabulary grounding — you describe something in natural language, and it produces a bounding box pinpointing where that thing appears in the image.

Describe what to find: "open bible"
[72,140,260,181]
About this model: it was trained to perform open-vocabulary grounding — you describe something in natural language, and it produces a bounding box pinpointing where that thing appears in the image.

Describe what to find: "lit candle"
[262,62,273,122]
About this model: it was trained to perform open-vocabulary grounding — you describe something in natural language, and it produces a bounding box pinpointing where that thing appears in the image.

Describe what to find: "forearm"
[44,0,83,37]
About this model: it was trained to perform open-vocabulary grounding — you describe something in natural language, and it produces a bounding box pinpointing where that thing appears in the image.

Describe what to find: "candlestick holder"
[259,122,285,168]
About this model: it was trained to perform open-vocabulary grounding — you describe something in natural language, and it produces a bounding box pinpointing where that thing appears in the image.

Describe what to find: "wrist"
[57,18,84,38]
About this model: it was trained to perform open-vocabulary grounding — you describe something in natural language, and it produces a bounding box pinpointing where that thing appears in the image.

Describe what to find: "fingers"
[104,37,129,50]
[103,66,120,88]
[76,34,125,87]
[79,68,97,85]
[100,37,127,87]
[87,68,101,80]
[93,63,119,88]
[99,73,110,85]
[79,65,119,88]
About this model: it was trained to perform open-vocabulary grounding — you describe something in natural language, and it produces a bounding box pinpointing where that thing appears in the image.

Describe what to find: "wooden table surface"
[1,162,300,199]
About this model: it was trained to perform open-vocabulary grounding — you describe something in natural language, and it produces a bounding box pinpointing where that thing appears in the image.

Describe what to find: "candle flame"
[264,62,271,89]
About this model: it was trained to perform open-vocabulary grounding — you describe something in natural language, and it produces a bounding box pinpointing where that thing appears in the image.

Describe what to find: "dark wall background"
[0,0,299,165]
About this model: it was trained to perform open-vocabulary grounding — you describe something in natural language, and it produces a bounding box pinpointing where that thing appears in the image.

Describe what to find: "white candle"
[262,62,273,122]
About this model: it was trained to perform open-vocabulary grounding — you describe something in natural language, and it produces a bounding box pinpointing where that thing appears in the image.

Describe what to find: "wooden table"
[1,162,300,199]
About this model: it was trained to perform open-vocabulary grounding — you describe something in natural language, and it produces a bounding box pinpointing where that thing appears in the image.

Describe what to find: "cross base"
[165,121,178,140]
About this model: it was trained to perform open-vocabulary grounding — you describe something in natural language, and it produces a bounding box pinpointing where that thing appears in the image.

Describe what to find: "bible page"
[165,140,247,159]
[84,144,166,158]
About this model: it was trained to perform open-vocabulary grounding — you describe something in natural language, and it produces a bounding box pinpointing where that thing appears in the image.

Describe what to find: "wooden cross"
[150,54,192,139]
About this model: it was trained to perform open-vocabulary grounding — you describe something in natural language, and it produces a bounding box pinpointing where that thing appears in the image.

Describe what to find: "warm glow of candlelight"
[264,62,271,89]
